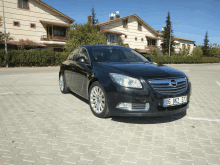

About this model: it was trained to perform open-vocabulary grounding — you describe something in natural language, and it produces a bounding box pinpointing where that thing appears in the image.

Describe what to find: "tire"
[59,73,69,94]
[89,81,109,118]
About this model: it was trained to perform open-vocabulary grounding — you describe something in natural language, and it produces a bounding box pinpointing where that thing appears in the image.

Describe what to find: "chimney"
[110,16,114,21]
[116,15,120,19]
[88,15,91,24]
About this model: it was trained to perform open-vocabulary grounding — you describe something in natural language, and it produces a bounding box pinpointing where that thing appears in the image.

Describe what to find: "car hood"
[97,62,185,79]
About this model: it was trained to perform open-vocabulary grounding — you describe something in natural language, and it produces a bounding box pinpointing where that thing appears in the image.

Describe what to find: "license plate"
[163,96,187,107]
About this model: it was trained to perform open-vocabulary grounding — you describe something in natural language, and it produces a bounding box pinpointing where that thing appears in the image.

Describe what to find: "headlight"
[109,73,142,89]
[184,72,190,82]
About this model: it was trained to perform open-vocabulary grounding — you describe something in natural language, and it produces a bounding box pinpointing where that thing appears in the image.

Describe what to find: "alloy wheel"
[59,75,64,91]
[90,86,105,114]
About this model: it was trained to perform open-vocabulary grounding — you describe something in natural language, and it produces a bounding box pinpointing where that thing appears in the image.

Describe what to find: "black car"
[59,45,191,118]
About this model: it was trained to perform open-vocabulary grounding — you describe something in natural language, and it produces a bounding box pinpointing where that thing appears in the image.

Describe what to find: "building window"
[111,34,115,43]
[53,26,66,37]
[182,44,185,49]
[30,23,36,28]
[13,21,20,27]
[18,0,29,9]
[188,45,190,50]
[138,22,142,31]
[141,38,143,41]
[125,35,127,39]
[147,39,156,46]
[135,37,137,41]
[123,19,128,28]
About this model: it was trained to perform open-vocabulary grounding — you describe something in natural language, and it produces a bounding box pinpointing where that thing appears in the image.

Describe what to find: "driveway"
[0,64,220,165]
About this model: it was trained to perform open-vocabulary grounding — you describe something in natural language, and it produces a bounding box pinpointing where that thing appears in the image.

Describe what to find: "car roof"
[81,44,127,49]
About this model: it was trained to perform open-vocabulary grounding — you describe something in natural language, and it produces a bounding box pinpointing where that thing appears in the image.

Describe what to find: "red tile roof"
[100,29,125,35]
[7,41,46,47]
[145,35,163,40]
[95,14,159,36]
[39,20,73,27]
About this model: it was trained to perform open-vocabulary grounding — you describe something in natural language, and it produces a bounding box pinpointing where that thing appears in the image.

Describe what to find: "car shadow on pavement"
[111,110,187,124]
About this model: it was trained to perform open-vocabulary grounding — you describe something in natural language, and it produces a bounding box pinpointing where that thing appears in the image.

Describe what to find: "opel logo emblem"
[169,80,177,87]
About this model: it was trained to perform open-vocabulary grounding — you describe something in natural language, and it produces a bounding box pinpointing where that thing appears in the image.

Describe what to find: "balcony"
[40,35,68,42]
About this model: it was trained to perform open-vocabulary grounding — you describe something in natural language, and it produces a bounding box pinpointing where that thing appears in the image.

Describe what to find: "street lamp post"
[169,21,178,57]
[1,0,8,67]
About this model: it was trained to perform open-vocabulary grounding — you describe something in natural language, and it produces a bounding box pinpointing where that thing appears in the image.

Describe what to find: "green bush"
[209,47,220,58]
[151,49,158,56]
[0,49,69,67]
[0,49,220,67]
[192,46,203,57]
[142,54,219,64]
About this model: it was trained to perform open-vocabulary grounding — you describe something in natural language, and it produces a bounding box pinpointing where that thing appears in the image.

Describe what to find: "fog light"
[116,103,132,110]
[145,103,150,110]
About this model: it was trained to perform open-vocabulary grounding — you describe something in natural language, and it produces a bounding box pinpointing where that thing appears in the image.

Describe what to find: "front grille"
[148,77,187,95]
[132,103,146,110]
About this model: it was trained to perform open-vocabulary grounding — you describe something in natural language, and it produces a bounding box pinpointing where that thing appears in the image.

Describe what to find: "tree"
[192,46,203,57]
[209,43,220,58]
[161,11,175,55]
[202,31,210,56]
[91,6,98,25]
[118,37,130,48]
[0,17,13,44]
[64,23,107,52]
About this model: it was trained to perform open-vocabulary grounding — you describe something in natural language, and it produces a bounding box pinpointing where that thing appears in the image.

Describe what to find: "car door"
[64,50,76,89]
[67,47,80,92]
[73,47,91,98]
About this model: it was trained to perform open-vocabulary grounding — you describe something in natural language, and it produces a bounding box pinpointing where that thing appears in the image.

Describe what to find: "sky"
[45,0,220,46]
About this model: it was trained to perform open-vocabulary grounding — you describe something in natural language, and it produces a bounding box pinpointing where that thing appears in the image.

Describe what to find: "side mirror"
[75,56,87,63]
[146,57,153,62]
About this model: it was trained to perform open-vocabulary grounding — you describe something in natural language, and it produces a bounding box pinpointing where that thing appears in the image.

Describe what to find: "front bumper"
[103,78,191,117]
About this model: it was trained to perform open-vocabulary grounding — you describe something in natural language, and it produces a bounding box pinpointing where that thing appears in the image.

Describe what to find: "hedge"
[143,55,220,64]
[0,49,68,67]
[0,49,220,67]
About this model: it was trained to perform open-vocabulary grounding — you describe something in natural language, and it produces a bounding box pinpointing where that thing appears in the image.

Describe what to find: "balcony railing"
[41,35,68,42]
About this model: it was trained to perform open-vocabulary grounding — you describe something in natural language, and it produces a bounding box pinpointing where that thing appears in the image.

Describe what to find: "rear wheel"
[89,81,109,118]
[59,73,69,94]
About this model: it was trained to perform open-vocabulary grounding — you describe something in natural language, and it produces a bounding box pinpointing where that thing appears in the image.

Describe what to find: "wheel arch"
[87,78,105,98]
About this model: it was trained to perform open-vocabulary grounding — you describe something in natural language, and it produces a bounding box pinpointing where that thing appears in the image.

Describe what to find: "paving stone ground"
[0,64,220,165]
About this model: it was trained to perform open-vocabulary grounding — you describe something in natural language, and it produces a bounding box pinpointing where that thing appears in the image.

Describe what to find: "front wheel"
[59,73,69,94]
[89,81,109,118]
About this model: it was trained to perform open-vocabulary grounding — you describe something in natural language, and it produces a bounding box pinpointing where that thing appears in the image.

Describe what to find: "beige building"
[93,14,195,55]
[0,0,74,51]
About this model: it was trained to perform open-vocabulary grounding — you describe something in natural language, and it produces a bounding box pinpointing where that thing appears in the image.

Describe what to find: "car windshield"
[90,46,149,63]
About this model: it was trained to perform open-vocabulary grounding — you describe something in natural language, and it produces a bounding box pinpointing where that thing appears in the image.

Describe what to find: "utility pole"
[2,0,8,67]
